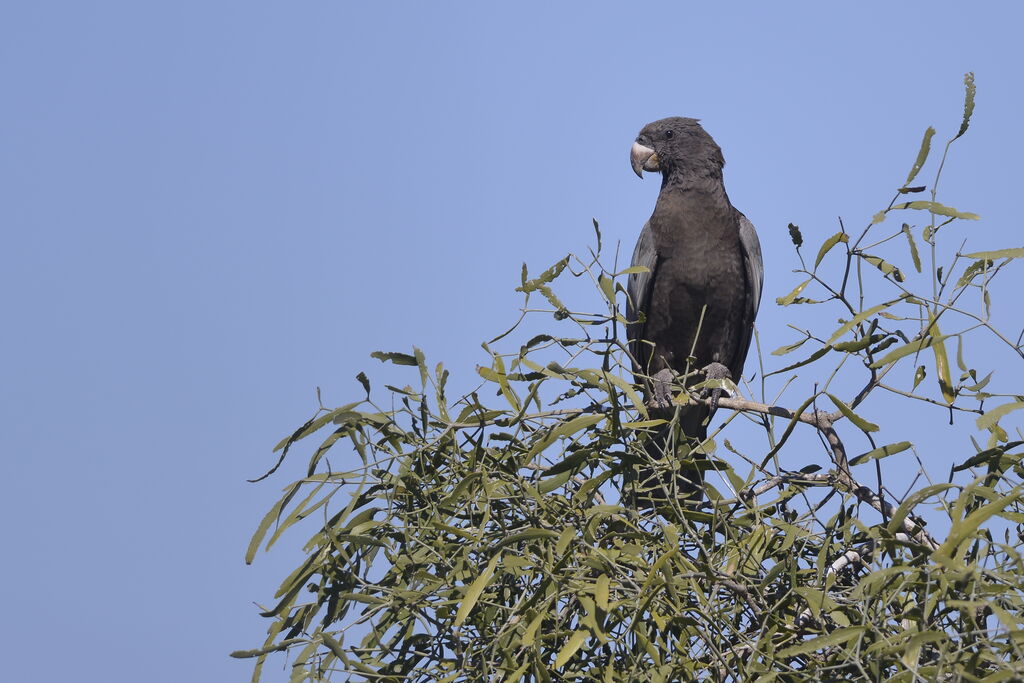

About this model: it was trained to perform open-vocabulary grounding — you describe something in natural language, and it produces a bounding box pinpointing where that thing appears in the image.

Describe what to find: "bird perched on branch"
[626,117,763,506]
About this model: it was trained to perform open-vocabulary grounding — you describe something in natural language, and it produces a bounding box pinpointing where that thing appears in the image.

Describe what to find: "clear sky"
[3,2,1023,681]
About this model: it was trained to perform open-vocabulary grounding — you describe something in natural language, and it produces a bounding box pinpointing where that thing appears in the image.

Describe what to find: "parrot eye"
[665,130,674,139]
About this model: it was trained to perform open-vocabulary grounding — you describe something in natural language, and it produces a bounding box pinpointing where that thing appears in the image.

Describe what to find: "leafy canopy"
[237,74,1024,682]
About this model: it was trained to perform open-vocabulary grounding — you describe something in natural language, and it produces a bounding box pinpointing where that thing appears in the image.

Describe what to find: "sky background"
[3,2,1023,681]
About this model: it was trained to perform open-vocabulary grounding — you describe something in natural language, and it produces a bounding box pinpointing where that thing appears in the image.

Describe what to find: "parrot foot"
[701,362,733,414]
[648,368,676,410]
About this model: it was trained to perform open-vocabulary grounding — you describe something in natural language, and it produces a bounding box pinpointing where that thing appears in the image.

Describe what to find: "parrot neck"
[660,169,729,203]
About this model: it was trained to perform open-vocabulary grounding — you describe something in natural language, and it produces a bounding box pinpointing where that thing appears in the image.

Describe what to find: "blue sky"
[3,3,1023,680]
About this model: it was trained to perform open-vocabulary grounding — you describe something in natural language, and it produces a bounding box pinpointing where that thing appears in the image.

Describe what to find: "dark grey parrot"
[626,117,763,506]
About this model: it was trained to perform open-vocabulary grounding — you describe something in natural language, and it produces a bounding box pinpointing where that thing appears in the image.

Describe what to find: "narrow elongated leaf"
[495,528,561,548]
[902,224,922,272]
[869,334,951,369]
[849,441,912,466]
[272,403,363,453]
[537,469,573,494]
[525,413,605,461]
[247,490,291,564]
[890,201,979,221]
[594,574,610,611]
[935,490,1021,566]
[952,441,1024,472]
[766,346,830,376]
[776,279,810,306]
[814,231,849,268]
[616,265,650,276]
[977,400,1024,432]
[604,371,648,417]
[413,346,428,386]
[370,350,418,366]
[964,248,1024,260]
[776,627,866,657]
[502,662,531,683]
[954,71,975,141]
[886,483,955,537]
[230,638,306,659]
[905,126,935,185]
[453,552,502,626]
[833,333,885,353]
[828,296,907,343]
[542,449,592,477]
[772,336,810,356]
[926,313,955,404]
[862,254,905,282]
[516,257,569,293]
[826,393,879,432]
[520,610,546,647]
[554,630,589,668]
[956,259,993,288]
[598,273,615,305]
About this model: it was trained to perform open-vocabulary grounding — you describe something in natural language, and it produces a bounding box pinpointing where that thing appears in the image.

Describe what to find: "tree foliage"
[237,74,1024,681]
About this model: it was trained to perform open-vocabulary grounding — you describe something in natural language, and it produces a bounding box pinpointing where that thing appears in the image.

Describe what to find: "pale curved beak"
[630,142,659,178]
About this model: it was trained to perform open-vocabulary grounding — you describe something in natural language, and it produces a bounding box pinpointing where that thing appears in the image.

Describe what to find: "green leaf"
[516,256,569,294]
[886,483,955,537]
[413,346,428,386]
[926,313,955,404]
[537,469,574,494]
[477,356,521,412]
[230,638,306,659]
[771,335,810,356]
[827,296,908,343]
[594,574,610,611]
[525,413,605,462]
[542,448,592,477]
[272,403,363,453]
[776,626,865,658]
[814,231,849,268]
[953,71,975,141]
[956,259,993,288]
[775,279,811,306]
[598,273,615,305]
[319,632,347,660]
[495,528,561,548]
[913,365,926,390]
[826,393,879,432]
[901,224,922,272]
[862,254,905,282]
[935,490,1021,566]
[554,630,589,668]
[964,248,1024,260]
[616,265,650,276]
[952,441,1024,472]
[370,350,419,366]
[246,490,291,564]
[849,441,912,466]
[603,372,648,418]
[905,126,935,185]
[355,371,371,398]
[766,345,830,376]
[833,333,886,353]
[890,201,980,221]
[453,552,502,627]
[977,400,1024,432]
[869,334,952,369]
